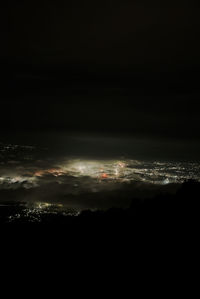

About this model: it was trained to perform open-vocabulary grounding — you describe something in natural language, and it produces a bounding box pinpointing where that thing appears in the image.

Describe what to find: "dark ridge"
[1,180,199,231]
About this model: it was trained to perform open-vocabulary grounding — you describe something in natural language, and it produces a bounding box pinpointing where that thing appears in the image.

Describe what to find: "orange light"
[101,173,108,179]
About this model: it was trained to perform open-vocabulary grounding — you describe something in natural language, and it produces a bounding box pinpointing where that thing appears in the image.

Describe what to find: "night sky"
[0,0,200,139]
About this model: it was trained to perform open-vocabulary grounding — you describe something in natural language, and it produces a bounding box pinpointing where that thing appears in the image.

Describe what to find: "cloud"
[0,143,199,211]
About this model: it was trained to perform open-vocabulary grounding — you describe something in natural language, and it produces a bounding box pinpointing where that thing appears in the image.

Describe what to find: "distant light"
[101,173,108,179]
[163,178,170,185]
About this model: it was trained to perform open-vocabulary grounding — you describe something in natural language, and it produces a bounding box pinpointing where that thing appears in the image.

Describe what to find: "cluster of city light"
[0,159,200,191]
[61,159,127,180]
[34,168,65,177]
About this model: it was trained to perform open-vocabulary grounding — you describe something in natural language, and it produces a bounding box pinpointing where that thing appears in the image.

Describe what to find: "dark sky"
[0,0,200,139]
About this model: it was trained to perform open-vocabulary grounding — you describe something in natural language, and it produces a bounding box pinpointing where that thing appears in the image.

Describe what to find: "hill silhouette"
[0,180,199,232]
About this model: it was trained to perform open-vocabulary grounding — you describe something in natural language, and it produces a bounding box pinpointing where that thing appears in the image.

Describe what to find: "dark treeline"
[1,180,199,233]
